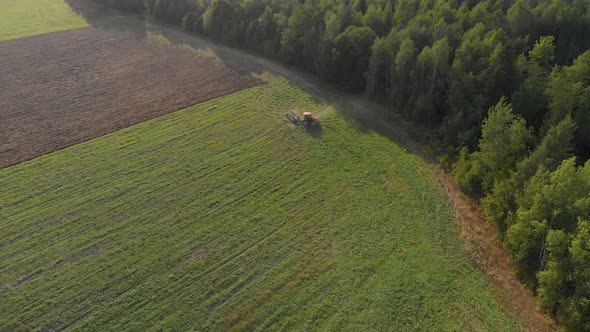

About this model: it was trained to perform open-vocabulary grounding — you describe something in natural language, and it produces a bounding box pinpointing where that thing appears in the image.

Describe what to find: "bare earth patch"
[0,27,261,169]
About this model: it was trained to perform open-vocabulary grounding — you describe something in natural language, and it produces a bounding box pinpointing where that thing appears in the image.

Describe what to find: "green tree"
[390,35,417,113]
[537,229,571,315]
[364,4,387,36]
[484,116,576,233]
[512,36,555,128]
[482,178,518,233]
[478,98,533,192]
[507,0,534,37]
[508,158,590,279]
[514,115,575,187]
[367,37,388,96]
[568,219,590,330]
[203,0,238,43]
[413,37,451,123]
[331,26,377,91]
[537,218,590,329]
[453,98,533,196]
[546,50,590,157]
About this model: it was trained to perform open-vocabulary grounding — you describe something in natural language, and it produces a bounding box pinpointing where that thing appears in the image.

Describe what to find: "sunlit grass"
[0,76,518,330]
[0,0,88,41]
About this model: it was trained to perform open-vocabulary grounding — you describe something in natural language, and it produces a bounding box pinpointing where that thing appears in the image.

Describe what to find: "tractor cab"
[302,112,320,128]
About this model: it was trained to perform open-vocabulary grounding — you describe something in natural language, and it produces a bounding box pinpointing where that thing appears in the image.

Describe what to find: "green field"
[0,0,88,41]
[0,76,517,330]
[0,2,520,330]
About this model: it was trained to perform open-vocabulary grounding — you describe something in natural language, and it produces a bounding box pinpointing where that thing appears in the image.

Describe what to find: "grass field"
[0,76,518,330]
[0,0,88,41]
[0,2,521,330]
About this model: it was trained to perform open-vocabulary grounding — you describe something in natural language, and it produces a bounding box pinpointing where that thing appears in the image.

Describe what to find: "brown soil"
[0,27,260,169]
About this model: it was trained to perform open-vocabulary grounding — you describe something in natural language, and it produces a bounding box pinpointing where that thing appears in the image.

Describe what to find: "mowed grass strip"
[0,77,517,330]
[0,0,88,41]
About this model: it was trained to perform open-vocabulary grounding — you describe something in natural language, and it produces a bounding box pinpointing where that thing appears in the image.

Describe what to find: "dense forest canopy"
[96,0,590,328]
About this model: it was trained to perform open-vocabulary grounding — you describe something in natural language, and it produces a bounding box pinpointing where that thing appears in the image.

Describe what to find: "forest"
[94,0,590,328]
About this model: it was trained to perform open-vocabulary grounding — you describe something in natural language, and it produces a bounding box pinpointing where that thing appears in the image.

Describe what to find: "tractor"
[301,112,320,128]
[287,111,321,128]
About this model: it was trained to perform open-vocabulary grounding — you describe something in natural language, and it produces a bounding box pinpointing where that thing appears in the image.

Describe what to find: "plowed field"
[0,27,260,169]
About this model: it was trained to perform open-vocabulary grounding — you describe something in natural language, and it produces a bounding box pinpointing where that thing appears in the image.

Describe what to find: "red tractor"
[301,112,320,128]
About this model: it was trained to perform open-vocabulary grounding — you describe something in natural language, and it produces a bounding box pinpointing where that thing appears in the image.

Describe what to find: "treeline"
[105,0,590,156]
[95,0,590,327]
[454,94,590,328]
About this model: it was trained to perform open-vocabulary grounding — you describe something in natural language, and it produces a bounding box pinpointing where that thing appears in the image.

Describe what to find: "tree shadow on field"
[63,0,418,150]
[64,0,148,39]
